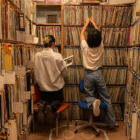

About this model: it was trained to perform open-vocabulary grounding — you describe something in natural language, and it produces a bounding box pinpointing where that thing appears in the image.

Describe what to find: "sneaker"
[93,99,101,117]
[108,124,119,129]
[45,105,53,124]
[37,104,45,123]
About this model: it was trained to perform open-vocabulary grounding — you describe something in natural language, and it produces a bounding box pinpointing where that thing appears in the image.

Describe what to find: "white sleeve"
[57,54,67,77]
[34,54,39,83]
[81,40,88,52]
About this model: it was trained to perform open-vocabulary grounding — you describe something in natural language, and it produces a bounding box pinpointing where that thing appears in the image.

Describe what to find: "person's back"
[35,35,67,124]
[35,49,66,92]
[80,17,117,128]
[81,28,104,71]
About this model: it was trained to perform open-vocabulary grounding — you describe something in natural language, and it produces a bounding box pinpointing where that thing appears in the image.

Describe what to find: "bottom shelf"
[63,101,125,104]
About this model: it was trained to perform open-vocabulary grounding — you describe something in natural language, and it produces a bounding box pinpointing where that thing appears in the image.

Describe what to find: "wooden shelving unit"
[35,2,132,120]
[8,0,36,25]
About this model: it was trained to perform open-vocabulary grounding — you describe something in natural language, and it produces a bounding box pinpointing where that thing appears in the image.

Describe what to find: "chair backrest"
[33,83,41,103]
[79,80,85,93]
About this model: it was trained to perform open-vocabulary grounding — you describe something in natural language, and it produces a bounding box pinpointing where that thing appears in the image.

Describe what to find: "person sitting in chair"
[35,35,67,124]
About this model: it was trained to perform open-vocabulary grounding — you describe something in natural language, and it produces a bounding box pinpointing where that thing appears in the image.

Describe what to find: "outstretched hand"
[90,17,96,24]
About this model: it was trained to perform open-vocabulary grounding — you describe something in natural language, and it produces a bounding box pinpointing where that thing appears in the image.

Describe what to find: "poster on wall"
[101,0,108,3]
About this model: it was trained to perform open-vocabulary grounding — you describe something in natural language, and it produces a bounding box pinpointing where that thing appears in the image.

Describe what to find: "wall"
[108,0,135,4]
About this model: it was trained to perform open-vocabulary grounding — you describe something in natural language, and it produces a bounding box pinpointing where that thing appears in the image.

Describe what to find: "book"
[65,67,127,84]
[101,6,132,26]
[64,6,99,25]
[63,85,125,103]
[36,26,61,45]
[64,55,74,66]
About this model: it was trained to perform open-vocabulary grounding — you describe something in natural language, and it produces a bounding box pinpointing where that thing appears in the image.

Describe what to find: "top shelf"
[36,2,135,7]
[36,3,61,7]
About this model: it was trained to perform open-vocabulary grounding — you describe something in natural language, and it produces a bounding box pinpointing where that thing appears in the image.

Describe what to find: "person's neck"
[45,47,53,50]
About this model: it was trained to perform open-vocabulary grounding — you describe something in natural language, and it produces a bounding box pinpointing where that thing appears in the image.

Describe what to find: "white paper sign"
[14,66,26,76]
[13,102,23,113]
[28,6,36,14]
[31,85,34,95]
[34,37,39,44]
[24,91,31,100]
[2,70,15,84]
[0,75,4,91]
[26,61,35,69]
[26,34,33,43]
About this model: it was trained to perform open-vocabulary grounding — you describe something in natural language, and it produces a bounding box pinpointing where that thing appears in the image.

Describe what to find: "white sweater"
[35,48,67,92]
[81,40,104,70]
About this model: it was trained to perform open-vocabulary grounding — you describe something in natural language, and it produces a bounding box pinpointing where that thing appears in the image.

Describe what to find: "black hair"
[87,29,102,48]
[44,35,55,48]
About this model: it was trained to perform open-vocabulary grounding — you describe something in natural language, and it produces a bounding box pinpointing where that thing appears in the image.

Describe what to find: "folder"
[19,13,25,31]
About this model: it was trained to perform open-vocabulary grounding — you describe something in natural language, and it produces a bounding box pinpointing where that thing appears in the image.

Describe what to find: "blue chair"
[74,80,107,137]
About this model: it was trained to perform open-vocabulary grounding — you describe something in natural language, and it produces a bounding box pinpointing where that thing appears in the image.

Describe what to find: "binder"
[19,13,25,31]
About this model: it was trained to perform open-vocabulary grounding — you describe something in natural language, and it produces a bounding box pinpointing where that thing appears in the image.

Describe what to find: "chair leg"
[67,108,69,129]
[92,123,99,133]
[75,123,90,132]
[56,114,58,139]
[75,120,89,125]
[32,113,34,133]
[93,122,106,127]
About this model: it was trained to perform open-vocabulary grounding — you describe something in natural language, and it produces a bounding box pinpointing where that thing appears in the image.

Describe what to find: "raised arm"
[90,17,99,31]
[80,17,90,41]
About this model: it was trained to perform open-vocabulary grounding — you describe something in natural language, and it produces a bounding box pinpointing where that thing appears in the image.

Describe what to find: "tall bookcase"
[124,0,140,139]
[35,2,134,121]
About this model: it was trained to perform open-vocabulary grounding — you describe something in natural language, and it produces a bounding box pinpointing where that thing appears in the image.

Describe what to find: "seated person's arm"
[57,55,67,77]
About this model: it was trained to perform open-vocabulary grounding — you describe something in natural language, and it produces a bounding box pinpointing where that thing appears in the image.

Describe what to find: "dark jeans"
[40,88,64,113]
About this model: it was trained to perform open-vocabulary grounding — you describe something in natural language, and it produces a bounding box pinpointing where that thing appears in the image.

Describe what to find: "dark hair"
[87,29,102,48]
[43,35,55,48]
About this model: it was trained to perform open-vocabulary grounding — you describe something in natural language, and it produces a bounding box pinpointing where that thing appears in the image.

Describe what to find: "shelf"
[65,83,126,86]
[64,25,99,27]
[36,23,61,26]
[0,39,40,45]
[8,0,22,13]
[64,45,80,47]
[102,65,128,67]
[63,101,125,104]
[35,44,61,46]
[104,46,131,48]
[101,25,130,28]
[64,45,131,48]
[36,3,61,7]
[64,3,100,6]
[106,84,126,86]
[100,2,134,6]
[131,19,140,26]
[70,65,128,67]
[132,44,140,47]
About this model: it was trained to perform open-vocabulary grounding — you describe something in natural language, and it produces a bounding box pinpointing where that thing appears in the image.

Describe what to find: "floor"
[29,119,127,140]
